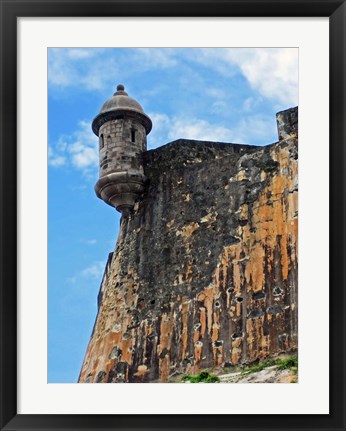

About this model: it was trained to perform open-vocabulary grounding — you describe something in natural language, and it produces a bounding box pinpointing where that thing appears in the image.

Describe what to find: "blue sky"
[48,47,298,383]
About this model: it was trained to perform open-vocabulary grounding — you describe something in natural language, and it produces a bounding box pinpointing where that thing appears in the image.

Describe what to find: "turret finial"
[114,84,127,96]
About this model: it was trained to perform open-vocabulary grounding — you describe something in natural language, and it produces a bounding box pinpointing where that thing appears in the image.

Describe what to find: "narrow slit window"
[131,129,136,143]
[99,134,104,149]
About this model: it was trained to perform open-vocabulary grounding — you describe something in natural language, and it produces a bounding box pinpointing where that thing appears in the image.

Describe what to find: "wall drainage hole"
[273,287,283,296]
[213,340,223,347]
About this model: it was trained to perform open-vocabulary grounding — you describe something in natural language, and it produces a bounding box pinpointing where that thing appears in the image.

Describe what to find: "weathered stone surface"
[79,108,298,383]
[276,107,298,141]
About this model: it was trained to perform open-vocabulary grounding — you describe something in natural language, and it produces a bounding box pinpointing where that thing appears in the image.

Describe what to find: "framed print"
[0,1,345,430]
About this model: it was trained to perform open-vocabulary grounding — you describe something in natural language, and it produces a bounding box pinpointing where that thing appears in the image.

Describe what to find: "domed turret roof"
[99,84,145,115]
[92,84,152,135]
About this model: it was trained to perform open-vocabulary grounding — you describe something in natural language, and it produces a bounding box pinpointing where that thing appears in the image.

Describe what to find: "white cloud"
[69,142,98,169]
[66,48,103,59]
[196,48,298,106]
[148,111,276,148]
[148,112,171,146]
[189,48,239,77]
[48,48,118,90]
[48,48,178,91]
[133,48,178,69]
[211,100,228,115]
[235,115,278,144]
[80,261,105,279]
[83,239,97,245]
[66,261,105,298]
[48,146,66,167]
[205,87,225,99]
[243,96,263,112]
[50,155,66,167]
[150,112,234,145]
[169,118,234,142]
[229,49,298,105]
[51,120,98,176]
[68,260,105,284]
[67,276,77,285]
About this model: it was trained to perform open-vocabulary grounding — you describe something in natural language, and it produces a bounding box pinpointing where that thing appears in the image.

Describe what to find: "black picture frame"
[0,1,345,430]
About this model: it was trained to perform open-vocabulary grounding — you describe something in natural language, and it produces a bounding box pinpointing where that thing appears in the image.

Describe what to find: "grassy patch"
[241,358,277,375]
[241,355,298,376]
[276,355,298,373]
[182,371,220,383]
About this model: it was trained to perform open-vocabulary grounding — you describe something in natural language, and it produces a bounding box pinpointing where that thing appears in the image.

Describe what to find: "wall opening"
[99,134,104,149]
[131,129,136,143]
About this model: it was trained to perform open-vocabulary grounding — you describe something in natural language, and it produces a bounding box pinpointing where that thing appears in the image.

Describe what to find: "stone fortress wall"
[78,102,298,383]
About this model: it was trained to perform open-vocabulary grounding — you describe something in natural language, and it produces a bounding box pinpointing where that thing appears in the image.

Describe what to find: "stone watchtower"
[92,85,152,215]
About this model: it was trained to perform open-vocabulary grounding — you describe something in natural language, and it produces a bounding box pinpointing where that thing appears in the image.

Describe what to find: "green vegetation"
[181,355,298,383]
[276,355,298,374]
[241,354,298,376]
[241,358,277,375]
[182,371,220,383]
